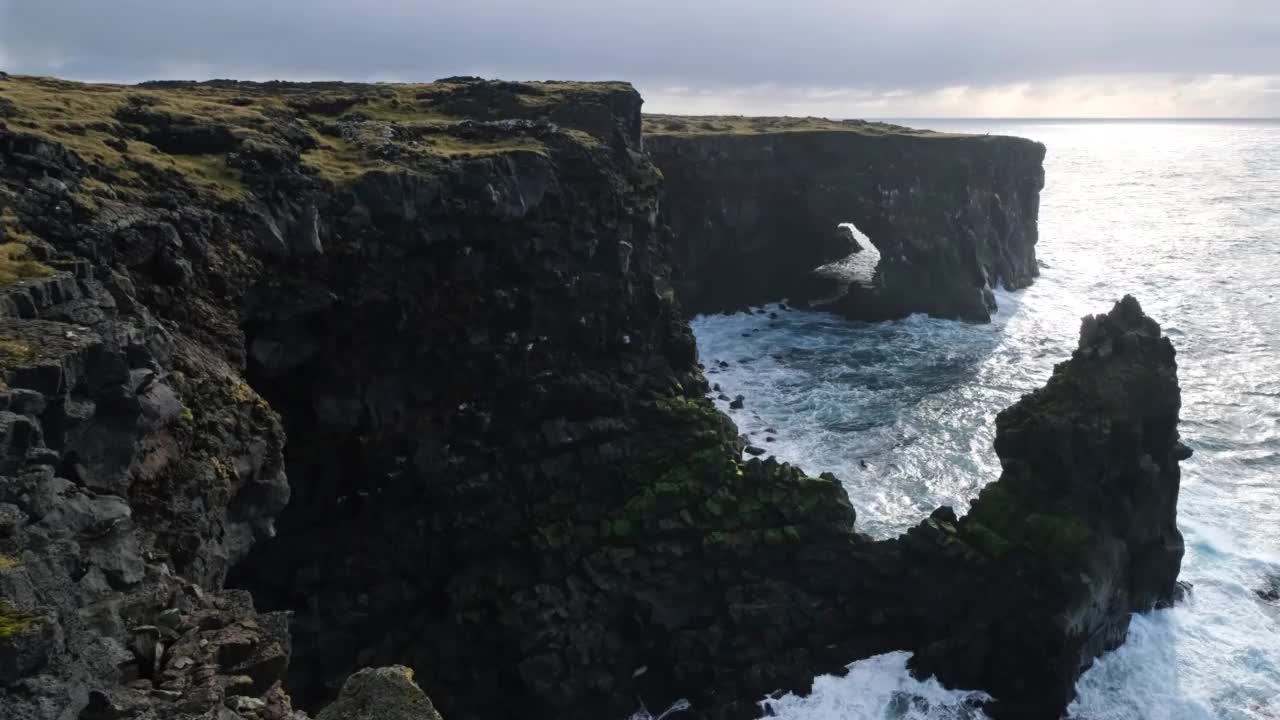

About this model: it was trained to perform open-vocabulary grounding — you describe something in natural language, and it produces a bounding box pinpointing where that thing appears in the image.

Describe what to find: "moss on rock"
[315,665,443,720]
[643,114,962,138]
[0,603,39,641]
[0,243,53,286]
[0,337,36,368]
[1,73,638,200]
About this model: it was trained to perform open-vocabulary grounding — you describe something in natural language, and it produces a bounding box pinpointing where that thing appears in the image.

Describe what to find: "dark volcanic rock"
[902,295,1189,717]
[316,666,443,720]
[834,224,862,254]
[1257,574,1280,602]
[646,123,1045,322]
[0,72,1185,720]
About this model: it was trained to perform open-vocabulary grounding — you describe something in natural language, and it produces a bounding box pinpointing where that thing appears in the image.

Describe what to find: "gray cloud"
[1,0,1278,115]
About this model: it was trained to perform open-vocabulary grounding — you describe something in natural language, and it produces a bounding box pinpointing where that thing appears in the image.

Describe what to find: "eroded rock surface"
[900,295,1188,716]
[0,73,1184,720]
[0,269,293,720]
[645,117,1046,321]
[316,666,442,720]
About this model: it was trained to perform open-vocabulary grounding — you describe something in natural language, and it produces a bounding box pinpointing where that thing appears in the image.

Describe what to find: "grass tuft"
[0,243,53,286]
[643,114,966,138]
[0,336,38,370]
[0,602,39,640]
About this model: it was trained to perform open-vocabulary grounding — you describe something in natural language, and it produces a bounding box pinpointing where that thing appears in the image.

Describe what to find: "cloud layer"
[644,75,1280,118]
[2,0,1278,116]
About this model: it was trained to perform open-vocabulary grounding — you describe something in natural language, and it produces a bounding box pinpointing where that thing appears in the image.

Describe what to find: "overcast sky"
[2,0,1278,117]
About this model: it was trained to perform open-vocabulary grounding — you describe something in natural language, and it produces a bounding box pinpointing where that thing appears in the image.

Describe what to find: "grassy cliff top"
[0,74,638,195]
[644,113,967,138]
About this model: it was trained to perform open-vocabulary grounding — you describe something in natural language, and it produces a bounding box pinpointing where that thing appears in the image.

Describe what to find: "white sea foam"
[760,653,990,720]
[628,698,692,720]
[687,120,1280,718]
[810,223,882,296]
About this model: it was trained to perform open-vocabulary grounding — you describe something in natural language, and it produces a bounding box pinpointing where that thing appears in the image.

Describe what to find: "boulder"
[316,667,443,720]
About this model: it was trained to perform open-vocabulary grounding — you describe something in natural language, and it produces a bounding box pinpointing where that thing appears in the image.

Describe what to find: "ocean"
[690,119,1280,719]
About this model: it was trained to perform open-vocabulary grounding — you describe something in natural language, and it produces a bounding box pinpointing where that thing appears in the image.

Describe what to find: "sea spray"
[693,119,1280,719]
[760,652,990,720]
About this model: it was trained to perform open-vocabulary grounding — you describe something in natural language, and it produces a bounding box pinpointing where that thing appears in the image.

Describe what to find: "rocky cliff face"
[0,73,1182,720]
[646,116,1046,321]
[900,295,1188,716]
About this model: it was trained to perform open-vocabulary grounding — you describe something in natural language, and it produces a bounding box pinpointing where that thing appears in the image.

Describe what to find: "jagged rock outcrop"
[0,276,296,719]
[0,184,295,718]
[0,73,1183,720]
[645,116,1046,321]
[315,666,442,720]
[897,295,1188,716]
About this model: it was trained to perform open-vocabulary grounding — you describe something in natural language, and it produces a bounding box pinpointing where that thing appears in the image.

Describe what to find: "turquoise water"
[692,120,1280,719]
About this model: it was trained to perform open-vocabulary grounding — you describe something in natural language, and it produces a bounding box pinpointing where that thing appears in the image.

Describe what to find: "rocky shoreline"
[0,74,1185,720]
[646,115,1046,322]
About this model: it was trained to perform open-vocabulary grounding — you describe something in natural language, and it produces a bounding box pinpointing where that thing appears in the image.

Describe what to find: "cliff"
[645,115,1046,321]
[0,73,1183,720]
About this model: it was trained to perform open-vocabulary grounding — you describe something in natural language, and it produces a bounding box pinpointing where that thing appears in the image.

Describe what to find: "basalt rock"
[1256,574,1280,603]
[645,117,1046,321]
[899,295,1188,717]
[0,271,294,719]
[0,73,1183,720]
[316,666,443,720]
[616,296,1188,720]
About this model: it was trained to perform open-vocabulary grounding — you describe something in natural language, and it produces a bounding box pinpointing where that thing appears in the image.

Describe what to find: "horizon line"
[645,112,1280,121]
[872,116,1280,121]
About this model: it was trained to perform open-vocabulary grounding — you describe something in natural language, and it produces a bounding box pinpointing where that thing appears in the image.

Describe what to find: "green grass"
[421,136,545,158]
[643,113,966,138]
[301,126,546,184]
[0,243,53,286]
[0,75,269,198]
[301,135,383,183]
[0,602,39,640]
[0,336,38,383]
[0,74,627,194]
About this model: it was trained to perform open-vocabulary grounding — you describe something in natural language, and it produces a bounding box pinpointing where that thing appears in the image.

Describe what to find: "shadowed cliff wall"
[0,76,1178,720]
[646,121,1046,322]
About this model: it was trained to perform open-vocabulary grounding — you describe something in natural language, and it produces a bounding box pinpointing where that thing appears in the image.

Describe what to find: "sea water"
[691,120,1280,719]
